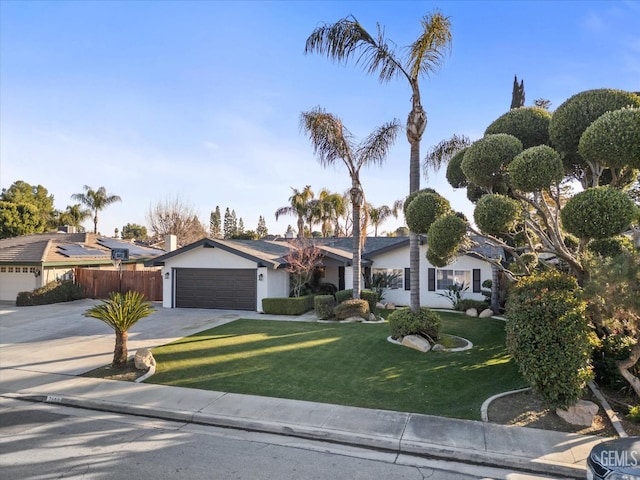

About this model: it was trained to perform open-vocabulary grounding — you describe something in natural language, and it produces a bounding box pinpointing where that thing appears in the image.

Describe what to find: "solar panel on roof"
[97,238,163,256]
[58,245,108,257]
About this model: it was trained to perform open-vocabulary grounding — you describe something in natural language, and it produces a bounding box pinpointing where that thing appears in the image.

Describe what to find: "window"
[371,268,403,290]
[29,267,36,273]
[436,269,471,291]
[0,267,5,272]
[8,267,14,273]
[22,267,29,273]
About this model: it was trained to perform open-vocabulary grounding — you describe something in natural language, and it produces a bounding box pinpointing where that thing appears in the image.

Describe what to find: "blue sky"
[2,0,639,238]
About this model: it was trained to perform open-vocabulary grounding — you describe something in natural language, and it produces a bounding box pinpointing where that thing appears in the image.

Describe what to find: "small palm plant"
[85,291,155,368]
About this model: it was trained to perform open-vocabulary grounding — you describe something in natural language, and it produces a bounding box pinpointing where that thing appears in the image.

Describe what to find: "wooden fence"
[75,268,163,301]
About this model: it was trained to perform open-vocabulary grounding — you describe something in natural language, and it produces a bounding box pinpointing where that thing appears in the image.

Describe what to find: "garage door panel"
[175,268,256,310]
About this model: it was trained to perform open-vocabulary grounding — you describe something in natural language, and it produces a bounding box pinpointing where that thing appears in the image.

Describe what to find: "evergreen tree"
[510,75,525,109]
[231,210,238,236]
[223,208,234,239]
[238,217,245,234]
[256,215,268,238]
[210,206,222,238]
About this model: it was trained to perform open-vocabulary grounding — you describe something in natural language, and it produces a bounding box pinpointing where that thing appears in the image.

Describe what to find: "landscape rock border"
[387,334,473,353]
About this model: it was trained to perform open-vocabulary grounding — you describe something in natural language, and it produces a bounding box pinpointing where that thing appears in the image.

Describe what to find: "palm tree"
[368,200,403,237]
[314,188,347,237]
[84,291,155,368]
[300,107,399,299]
[306,12,452,312]
[57,204,92,230]
[71,185,122,234]
[275,186,314,238]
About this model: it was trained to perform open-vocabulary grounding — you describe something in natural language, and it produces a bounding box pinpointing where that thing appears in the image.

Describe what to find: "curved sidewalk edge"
[3,376,603,480]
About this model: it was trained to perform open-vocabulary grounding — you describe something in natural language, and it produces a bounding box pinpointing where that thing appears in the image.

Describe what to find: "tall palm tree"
[57,204,92,230]
[300,107,399,299]
[71,185,122,234]
[275,186,314,238]
[315,188,347,237]
[368,200,403,236]
[84,291,154,368]
[306,11,452,312]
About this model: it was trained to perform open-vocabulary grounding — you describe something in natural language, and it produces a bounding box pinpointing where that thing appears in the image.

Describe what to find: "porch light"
[258,273,264,281]
[164,272,170,280]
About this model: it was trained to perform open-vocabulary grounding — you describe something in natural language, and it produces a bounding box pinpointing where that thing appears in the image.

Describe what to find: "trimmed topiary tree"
[473,194,520,236]
[314,295,336,320]
[560,186,636,240]
[426,213,468,267]
[445,148,469,189]
[505,270,593,409]
[485,107,551,149]
[508,145,564,192]
[334,299,369,320]
[388,307,441,341]
[404,191,451,234]
[461,134,523,190]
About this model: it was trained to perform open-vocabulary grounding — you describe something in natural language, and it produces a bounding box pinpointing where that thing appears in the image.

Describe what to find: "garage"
[175,268,257,310]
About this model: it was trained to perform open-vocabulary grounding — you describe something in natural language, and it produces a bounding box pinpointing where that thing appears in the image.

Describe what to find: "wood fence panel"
[75,268,162,301]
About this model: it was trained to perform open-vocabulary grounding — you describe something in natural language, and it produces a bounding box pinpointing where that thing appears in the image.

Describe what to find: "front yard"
[146,312,525,420]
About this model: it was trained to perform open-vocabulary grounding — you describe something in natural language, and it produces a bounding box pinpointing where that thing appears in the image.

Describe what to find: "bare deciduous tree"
[284,239,323,297]
[146,196,207,246]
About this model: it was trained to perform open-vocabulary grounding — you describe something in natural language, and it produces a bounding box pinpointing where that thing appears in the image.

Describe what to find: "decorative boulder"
[556,400,599,426]
[402,335,431,352]
[376,302,386,310]
[431,344,446,352]
[368,313,378,322]
[385,303,396,310]
[479,309,494,318]
[134,348,156,370]
[466,308,478,317]
[340,316,362,323]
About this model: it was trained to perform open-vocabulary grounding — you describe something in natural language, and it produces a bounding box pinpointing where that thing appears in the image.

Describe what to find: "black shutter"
[428,268,436,291]
[338,267,345,291]
[404,268,410,290]
[473,269,481,293]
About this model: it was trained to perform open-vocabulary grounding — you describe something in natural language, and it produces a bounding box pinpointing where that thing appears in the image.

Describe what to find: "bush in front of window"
[388,307,441,342]
[335,289,353,303]
[314,295,336,320]
[334,299,369,320]
[16,280,86,306]
[360,289,379,313]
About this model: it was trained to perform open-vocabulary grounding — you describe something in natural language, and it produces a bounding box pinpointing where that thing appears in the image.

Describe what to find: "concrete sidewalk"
[2,368,601,479]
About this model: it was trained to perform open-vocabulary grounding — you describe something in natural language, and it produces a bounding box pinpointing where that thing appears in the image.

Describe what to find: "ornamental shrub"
[445,148,468,188]
[334,299,369,320]
[314,295,335,320]
[508,145,564,192]
[16,280,85,306]
[262,295,315,315]
[335,289,353,303]
[485,107,552,149]
[360,289,379,313]
[587,236,634,258]
[461,134,523,190]
[426,213,468,267]
[591,334,639,390]
[388,307,441,341]
[560,187,635,240]
[505,270,593,409]
[404,191,451,234]
[474,194,520,236]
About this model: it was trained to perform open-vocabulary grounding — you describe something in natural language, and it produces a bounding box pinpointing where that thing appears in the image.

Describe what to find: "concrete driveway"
[0,299,257,389]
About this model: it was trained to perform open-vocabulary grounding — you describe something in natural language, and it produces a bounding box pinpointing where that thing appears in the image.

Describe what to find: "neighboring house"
[0,231,164,302]
[146,236,501,312]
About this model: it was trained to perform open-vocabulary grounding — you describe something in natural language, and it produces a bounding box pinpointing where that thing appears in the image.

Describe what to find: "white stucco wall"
[368,244,492,309]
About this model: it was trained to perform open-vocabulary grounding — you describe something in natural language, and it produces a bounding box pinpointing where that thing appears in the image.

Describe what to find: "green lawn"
[147,312,526,420]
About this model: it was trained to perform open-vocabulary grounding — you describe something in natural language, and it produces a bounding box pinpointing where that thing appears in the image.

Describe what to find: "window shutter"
[473,269,481,293]
[428,268,436,291]
[404,268,410,290]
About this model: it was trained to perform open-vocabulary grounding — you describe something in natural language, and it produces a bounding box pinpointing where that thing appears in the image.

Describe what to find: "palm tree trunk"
[113,330,128,368]
[351,187,362,299]
[297,216,304,239]
[93,212,99,234]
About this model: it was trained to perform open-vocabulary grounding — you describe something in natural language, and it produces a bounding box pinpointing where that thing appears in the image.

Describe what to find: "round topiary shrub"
[388,307,441,341]
[404,191,451,234]
[334,299,369,320]
[461,134,523,189]
[560,186,635,240]
[474,194,520,236]
[587,236,634,257]
[505,270,593,409]
[446,148,469,188]
[426,213,468,267]
[485,107,552,149]
[314,295,336,320]
[508,145,564,192]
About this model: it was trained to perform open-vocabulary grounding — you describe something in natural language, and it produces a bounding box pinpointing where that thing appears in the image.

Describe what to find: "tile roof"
[0,232,164,265]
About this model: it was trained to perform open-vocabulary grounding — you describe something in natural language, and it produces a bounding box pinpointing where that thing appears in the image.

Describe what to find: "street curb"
[10,393,586,479]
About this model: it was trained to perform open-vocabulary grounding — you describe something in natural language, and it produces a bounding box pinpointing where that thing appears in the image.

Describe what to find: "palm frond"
[407,12,452,79]
[305,16,407,84]
[84,291,153,333]
[356,119,401,169]
[300,107,355,168]
[423,134,471,178]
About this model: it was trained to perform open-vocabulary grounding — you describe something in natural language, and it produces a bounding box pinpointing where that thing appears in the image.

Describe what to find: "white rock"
[376,302,386,310]
[479,309,494,318]
[401,335,431,352]
[368,313,377,322]
[556,400,599,426]
[134,348,156,370]
[465,308,478,317]
[340,316,362,323]
[385,303,396,310]
[431,344,445,352]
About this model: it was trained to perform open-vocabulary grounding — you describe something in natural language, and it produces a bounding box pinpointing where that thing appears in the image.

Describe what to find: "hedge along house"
[146,236,501,312]
[0,231,164,302]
